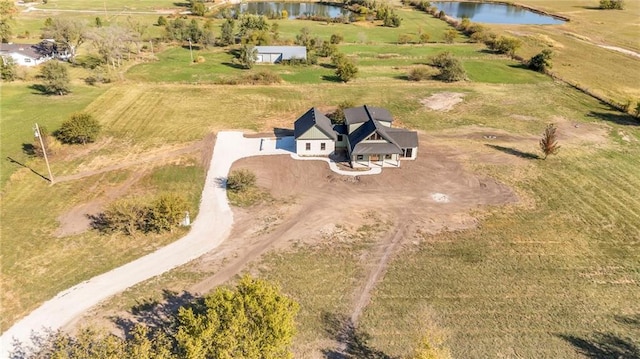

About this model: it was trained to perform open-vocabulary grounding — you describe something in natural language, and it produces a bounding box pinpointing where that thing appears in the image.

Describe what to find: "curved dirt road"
[0,132,294,358]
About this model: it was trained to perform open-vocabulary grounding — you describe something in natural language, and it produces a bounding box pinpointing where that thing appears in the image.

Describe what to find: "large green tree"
[219,18,235,46]
[175,276,299,359]
[40,61,71,95]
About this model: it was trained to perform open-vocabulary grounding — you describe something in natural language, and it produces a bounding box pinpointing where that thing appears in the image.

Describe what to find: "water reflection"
[234,2,351,19]
[431,1,565,25]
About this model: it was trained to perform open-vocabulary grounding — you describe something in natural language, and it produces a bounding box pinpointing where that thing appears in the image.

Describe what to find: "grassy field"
[360,146,640,358]
[2,0,640,356]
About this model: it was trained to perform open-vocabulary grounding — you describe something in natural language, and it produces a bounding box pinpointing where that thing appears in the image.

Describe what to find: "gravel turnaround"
[0,132,293,358]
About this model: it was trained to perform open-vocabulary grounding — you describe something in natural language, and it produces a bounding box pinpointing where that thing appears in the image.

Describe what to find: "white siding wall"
[296,140,335,156]
[6,53,48,66]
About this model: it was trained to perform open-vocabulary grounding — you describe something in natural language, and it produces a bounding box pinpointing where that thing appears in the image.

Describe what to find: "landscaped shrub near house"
[227,169,256,192]
[226,169,269,206]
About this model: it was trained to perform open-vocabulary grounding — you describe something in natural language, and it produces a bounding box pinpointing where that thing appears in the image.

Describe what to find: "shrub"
[443,29,457,43]
[146,193,188,233]
[486,35,522,56]
[408,66,432,81]
[419,32,431,43]
[528,49,553,72]
[431,51,466,82]
[539,123,561,159]
[318,42,338,57]
[227,169,257,192]
[599,0,624,9]
[330,33,343,44]
[157,15,167,26]
[56,112,101,145]
[101,199,147,235]
[398,33,413,44]
[335,58,359,82]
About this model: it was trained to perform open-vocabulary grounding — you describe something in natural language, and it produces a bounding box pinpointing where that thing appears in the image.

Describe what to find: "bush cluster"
[96,193,188,235]
[431,51,467,82]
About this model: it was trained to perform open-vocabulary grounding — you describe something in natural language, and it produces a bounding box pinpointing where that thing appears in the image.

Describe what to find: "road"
[0,132,293,358]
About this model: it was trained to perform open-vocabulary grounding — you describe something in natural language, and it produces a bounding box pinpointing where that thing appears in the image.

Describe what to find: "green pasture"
[0,84,108,186]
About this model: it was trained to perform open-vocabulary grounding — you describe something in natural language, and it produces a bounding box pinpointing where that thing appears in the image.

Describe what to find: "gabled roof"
[385,128,419,148]
[349,119,403,155]
[294,107,337,141]
[344,105,393,125]
[255,46,307,60]
[0,43,44,60]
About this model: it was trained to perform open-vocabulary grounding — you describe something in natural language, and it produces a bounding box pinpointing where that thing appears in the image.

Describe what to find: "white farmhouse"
[0,43,53,66]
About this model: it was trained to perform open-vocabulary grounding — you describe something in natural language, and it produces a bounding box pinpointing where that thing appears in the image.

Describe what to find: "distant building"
[294,105,419,168]
[0,42,54,66]
[255,46,307,64]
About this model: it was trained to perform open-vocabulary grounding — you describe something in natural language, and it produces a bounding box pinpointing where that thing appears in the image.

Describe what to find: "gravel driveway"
[0,132,293,358]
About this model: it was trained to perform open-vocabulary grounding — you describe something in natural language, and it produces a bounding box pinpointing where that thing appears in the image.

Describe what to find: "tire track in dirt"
[189,201,325,294]
[54,140,208,184]
[350,213,407,325]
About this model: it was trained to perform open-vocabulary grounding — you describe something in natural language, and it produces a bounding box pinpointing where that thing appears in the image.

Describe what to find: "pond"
[232,2,351,19]
[431,2,565,25]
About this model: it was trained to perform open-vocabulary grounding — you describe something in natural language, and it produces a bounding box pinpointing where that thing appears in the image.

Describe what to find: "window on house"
[368,133,381,141]
[356,155,364,160]
[306,143,311,151]
[385,154,392,159]
[24,58,31,63]
[337,135,343,141]
[321,143,326,151]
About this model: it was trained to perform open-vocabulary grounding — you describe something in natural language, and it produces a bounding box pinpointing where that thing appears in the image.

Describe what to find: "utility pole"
[188,38,194,63]
[34,123,54,184]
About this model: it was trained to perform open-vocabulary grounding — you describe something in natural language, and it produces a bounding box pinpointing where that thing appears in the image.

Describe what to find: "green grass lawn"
[0,83,108,187]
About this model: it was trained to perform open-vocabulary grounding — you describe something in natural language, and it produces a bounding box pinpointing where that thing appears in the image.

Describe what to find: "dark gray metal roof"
[294,107,337,140]
[344,105,393,125]
[0,43,44,59]
[255,46,307,60]
[352,142,402,155]
[385,128,419,148]
[333,124,348,135]
[348,119,402,154]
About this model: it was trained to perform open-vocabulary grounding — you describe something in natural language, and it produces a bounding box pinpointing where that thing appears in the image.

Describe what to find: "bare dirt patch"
[420,92,465,112]
[186,136,517,294]
[551,116,609,145]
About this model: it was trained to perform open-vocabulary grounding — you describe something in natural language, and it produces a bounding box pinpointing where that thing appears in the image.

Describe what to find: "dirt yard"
[187,135,518,298]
